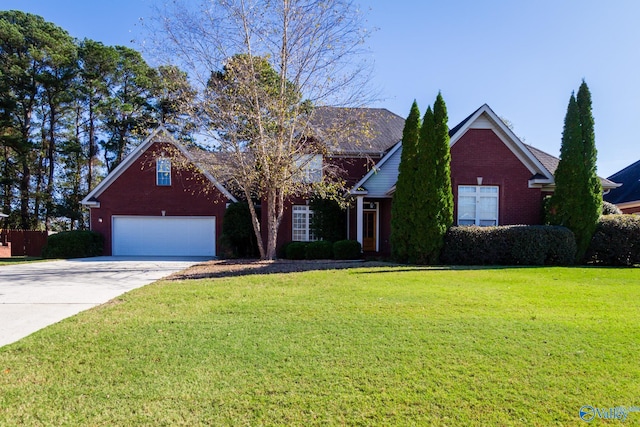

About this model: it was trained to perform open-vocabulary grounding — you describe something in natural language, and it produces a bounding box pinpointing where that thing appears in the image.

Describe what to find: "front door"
[363,210,377,252]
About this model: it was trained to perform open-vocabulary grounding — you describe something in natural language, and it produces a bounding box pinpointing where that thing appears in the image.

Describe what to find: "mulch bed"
[167,259,397,280]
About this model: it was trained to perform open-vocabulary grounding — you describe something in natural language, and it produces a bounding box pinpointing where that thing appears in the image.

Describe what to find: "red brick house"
[81,126,236,256]
[348,104,619,254]
[82,104,619,258]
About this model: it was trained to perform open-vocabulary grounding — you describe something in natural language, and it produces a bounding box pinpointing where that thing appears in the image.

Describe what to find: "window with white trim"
[294,154,322,183]
[457,185,499,226]
[292,205,317,241]
[156,158,171,186]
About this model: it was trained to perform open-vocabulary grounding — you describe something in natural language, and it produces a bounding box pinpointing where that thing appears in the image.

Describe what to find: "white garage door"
[112,216,216,256]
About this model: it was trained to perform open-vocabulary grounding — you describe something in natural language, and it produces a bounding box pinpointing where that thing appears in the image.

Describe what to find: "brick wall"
[263,155,378,251]
[450,128,544,225]
[89,142,230,255]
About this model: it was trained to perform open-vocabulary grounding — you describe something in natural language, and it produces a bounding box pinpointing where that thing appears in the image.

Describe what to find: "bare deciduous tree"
[146,0,375,259]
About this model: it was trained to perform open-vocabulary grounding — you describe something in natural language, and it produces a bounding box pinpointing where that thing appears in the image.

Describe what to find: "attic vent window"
[294,154,322,183]
[156,158,171,186]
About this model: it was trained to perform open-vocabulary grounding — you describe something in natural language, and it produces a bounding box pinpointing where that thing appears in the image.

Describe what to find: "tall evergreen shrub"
[549,81,602,261]
[412,93,453,264]
[391,101,420,263]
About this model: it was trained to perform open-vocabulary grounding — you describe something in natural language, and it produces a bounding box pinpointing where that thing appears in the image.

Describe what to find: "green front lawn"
[1,266,639,425]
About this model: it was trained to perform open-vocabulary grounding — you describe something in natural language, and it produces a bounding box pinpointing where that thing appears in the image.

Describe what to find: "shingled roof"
[525,144,619,189]
[604,159,640,204]
[525,144,560,175]
[308,107,405,156]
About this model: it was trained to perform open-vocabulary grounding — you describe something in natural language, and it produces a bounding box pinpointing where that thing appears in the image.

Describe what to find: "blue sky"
[3,0,639,177]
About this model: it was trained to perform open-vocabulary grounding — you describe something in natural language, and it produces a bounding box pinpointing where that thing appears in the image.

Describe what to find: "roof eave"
[528,179,555,189]
[81,200,100,208]
[349,140,402,194]
[537,181,621,192]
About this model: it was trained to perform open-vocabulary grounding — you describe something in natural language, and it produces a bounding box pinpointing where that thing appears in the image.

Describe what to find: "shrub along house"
[81,126,237,257]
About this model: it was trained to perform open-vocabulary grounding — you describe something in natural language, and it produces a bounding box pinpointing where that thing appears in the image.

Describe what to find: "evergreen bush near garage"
[41,230,104,259]
[220,202,259,258]
[305,240,333,259]
[333,239,362,260]
[285,242,309,260]
[440,225,576,266]
[585,215,640,266]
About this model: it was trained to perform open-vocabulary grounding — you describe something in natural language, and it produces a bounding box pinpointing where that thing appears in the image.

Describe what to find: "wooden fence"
[0,230,48,257]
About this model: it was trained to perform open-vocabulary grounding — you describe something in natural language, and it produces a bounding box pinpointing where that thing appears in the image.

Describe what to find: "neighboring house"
[81,126,237,257]
[604,159,640,214]
[348,104,619,254]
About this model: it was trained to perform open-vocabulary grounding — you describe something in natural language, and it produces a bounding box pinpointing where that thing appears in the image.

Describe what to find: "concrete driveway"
[0,256,206,348]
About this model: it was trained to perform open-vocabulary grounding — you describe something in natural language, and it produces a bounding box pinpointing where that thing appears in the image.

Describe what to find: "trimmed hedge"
[602,201,622,215]
[285,242,309,260]
[440,225,576,266]
[333,239,362,260]
[42,230,104,259]
[281,239,362,260]
[305,240,333,260]
[278,241,292,259]
[585,215,640,266]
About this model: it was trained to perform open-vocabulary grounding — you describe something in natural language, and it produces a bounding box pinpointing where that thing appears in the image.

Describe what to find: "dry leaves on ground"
[167,259,396,280]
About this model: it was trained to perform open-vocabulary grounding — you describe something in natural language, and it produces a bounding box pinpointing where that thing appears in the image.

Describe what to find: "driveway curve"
[0,256,207,348]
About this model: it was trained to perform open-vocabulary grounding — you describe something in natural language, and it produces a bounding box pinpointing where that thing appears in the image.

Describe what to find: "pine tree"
[550,81,602,261]
[391,101,421,262]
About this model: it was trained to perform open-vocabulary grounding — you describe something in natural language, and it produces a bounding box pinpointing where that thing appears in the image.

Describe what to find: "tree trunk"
[264,187,285,260]
[33,130,46,227]
[1,146,12,222]
[87,102,95,191]
[245,188,266,259]
[45,105,57,230]
[19,158,30,229]
[265,187,278,260]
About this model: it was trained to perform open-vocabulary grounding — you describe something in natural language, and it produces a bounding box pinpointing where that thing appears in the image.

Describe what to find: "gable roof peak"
[81,126,237,206]
[447,103,554,181]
